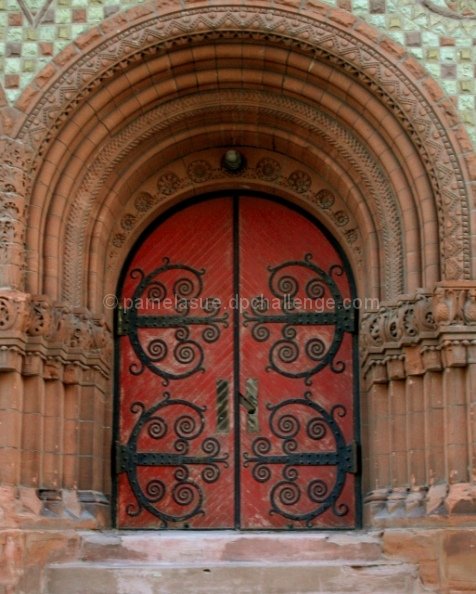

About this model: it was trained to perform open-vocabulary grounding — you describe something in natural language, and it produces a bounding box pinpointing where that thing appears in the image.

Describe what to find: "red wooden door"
[115,196,358,529]
[239,198,356,528]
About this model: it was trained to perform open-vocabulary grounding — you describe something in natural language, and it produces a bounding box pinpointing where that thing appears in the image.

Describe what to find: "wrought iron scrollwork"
[243,392,356,526]
[120,258,228,385]
[117,392,229,526]
[242,254,354,384]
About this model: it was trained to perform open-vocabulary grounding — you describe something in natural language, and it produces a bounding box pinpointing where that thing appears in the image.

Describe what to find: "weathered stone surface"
[46,560,424,594]
[443,531,476,587]
[78,531,384,564]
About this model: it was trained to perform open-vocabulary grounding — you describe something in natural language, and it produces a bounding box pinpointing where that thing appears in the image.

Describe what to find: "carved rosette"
[108,153,362,275]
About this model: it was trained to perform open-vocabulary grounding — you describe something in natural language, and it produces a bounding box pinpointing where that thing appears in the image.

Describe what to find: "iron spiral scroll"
[243,392,357,526]
[242,253,355,384]
[117,392,229,526]
[119,258,228,385]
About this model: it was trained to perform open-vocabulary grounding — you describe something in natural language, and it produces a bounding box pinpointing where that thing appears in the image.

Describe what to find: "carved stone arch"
[97,147,372,310]
[61,90,406,308]
[12,0,474,309]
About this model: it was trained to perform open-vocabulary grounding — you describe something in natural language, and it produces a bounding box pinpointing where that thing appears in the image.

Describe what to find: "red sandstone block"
[34,64,58,89]
[39,42,54,56]
[401,55,427,80]
[337,0,352,10]
[302,0,329,15]
[440,36,455,46]
[8,12,23,26]
[53,44,79,67]
[4,75,20,89]
[72,9,87,23]
[421,77,446,103]
[74,27,104,50]
[354,20,381,43]
[328,8,357,28]
[380,37,406,59]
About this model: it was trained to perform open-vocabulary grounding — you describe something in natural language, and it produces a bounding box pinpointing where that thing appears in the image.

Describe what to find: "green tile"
[87,5,103,20]
[5,57,20,73]
[440,47,456,62]
[57,8,73,23]
[22,42,38,57]
[5,89,19,102]
[71,23,89,36]
[37,25,57,40]
[441,80,457,95]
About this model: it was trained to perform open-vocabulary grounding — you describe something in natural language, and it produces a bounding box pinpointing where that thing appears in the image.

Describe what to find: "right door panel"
[239,197,357,529]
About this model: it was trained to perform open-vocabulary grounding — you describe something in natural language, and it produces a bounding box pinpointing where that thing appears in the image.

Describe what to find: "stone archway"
[0,0,474,536]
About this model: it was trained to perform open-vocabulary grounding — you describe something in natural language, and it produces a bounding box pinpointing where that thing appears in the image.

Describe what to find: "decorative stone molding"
[360,291,437,355]
[63,90,402,305]
[365,482,476,527]
[0,486,108,531]
[0,291,112,376]
[433,281,476,326]
[422,0,476,19]
[16,4,471,283]
[0,289,30,337]
[106,148,363,277]
[0,138,28,288]
[361,282,476,357]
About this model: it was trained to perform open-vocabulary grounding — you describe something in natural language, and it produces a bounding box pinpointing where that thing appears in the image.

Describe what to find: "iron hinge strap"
[115,442,130,473]
[116,306,124,336]
[345,441,360,474]
[116,306,131,336]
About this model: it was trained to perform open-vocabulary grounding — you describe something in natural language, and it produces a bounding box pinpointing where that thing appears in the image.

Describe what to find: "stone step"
[75,530,385,564]
[46,559,424,594]
[45,530,434,594]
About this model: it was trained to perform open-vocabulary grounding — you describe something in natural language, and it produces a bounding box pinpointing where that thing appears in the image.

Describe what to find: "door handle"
[216,379,230,433]
[239,392,256,414]
[240,378,259,432]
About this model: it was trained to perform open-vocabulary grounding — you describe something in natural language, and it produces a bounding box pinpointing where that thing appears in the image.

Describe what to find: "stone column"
[361,284,476,526]
[0,291,29,487]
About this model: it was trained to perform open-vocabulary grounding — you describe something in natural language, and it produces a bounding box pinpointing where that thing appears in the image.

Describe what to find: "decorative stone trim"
[360,290,437,356]
[0,486,109,530]
[107,148,363,278]
[15,4,472,284]
[62,89,402,305]
[365,482,476,527]
[0,290,112,376]
[361,282,476,366]
[0,138,28,288]
[422,0,476,19]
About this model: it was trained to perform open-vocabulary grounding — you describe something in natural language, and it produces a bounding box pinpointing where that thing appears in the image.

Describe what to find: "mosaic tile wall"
[0,0,475,143]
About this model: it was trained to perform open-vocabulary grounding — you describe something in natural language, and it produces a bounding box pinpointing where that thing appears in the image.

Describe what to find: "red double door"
[116,196,358,529]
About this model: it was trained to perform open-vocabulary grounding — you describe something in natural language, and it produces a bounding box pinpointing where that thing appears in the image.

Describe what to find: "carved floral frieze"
[0,290,112,373]
[360,281,476,359]
[108,153,362,278]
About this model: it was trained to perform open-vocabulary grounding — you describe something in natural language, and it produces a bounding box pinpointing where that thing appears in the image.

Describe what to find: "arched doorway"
[114,194,359,530]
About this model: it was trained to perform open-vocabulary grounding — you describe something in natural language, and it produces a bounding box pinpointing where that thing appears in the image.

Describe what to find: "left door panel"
[116,199,235,528]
